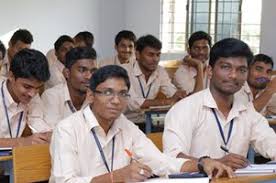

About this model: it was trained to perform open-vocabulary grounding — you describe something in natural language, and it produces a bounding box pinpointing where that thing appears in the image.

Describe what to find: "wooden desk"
[212,174,276,183]
[268,119,276,126]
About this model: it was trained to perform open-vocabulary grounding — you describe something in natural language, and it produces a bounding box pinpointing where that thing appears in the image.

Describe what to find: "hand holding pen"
[219,146,250,170]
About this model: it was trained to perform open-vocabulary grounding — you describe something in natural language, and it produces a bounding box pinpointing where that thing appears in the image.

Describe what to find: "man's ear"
[8,71,15,82]
[63,68,70,80]
[207,65,213,79]
[85,89,95,104]
[135,50,140,60]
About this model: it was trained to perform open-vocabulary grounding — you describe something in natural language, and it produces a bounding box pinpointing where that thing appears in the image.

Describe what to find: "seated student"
[0,48,51,147]
[98,30,136,67]
[173,31,211,95]
[49,65,232,183]
[46,31,94,66]
[0,29,33,78]
[45,35,74,89]
[122,35,186,127]
[163,38,276,170]
[0,41,6,68]
[42,47,97,129]
[236,54,276,115]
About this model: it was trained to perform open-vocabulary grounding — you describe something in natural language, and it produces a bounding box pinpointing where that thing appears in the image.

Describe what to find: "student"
[0,29,33,78]
[122,35,186,127]
[236,54,276,115]
[0,41,6,67]
[98,30,136,67]
[163,38,276,170]
[0,48,51,147]
[49,65,232,183]
[173,31,211,95]
[45,35,74,89]
[42,47,97,129]
[46,31,94,66]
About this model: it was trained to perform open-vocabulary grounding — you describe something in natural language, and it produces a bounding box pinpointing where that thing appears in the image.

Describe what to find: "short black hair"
[10,29,33,46]
[115,30,136,46]
[209,38,253,68]
[54,35,74,51]
[89,65,130,91]
[10,48,50,82]
[252,53,274,68]
[65,47,97,69]
[188,31,212,48]
[136,35,162,52]
[0,41,6,59]
[74,31,94,48]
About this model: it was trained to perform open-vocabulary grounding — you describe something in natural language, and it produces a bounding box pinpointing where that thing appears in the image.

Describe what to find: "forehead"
[215,57,248,67]
[251,61,273,70]
[141,46,161,54]
[96,77,128,90]
[191,39,209,48]
[14,77,43,87]
[60,41,74,50]
[13,40,31,49]
[72,58,97,68]
[118,38,134,45]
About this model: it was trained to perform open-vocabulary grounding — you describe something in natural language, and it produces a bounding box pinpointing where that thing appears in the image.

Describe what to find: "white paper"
[144,177,209,183]
[235,164,276,175]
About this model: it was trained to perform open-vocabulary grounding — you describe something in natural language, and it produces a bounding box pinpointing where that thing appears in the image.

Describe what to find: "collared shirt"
[173,63,209,94]
[236,81,276,115]
[0,78,51,136]
[0,53,9,78]
[122,61,177,123]
[45,60,66,89]
[98,55,135,68]
[41,83,88,129]
[49,105,186,183]
[163,88,276,160]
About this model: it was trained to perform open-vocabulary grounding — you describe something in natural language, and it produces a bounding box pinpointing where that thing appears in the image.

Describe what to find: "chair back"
[147,132,163,151]
[12,144,51,183]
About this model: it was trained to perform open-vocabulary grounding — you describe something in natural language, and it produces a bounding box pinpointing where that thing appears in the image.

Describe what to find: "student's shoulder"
[42,83,65,96]
[55,110,84,131]
[173,89,206,108]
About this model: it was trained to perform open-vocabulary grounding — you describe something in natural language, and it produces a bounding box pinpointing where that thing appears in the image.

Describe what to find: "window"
[160,0,262,54]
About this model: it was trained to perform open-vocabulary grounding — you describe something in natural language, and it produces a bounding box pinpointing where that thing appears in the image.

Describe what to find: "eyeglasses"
[93,89,130,100]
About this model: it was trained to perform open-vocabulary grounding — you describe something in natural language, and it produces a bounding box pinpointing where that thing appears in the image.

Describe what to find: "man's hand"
[266,77,276,93]
[216,153,249,170]
[183,55,204,69]
[172,90,187,101]
[202,158,234,178]
[20,132,50,146]
[115,161,153,182]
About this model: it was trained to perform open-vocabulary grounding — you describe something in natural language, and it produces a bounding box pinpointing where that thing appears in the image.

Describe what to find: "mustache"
[255,77,270,83]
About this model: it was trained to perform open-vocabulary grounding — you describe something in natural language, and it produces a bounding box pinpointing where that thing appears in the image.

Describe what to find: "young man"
[163,38,276,170]
[0,48,51,147]
[45,35,74,89]
[0,29,33,78]
[173,31,211,95]
[49,65,232,183]
[122,35,186,126]
[98,30,136,67]
[236,54,276,115]
[42,47,97,129]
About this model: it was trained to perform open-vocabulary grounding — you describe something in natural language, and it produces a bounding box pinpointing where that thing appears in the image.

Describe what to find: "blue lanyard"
[1,81,23,138]
[137,77,152,99]
[211,108,234,146]
[67,101,76,113]
[91,128,115,173]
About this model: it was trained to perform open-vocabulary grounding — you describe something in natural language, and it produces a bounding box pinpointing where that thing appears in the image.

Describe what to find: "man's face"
[65,59,97,94]
[55,41,74,64]
[115,38,135,62]
[188,39,210,63]
[8,41,31,61]
[8,75,44,104]
[247,61,273,90]
[90,78,129,123]
[136,46,161,72]
[209,57,248,96]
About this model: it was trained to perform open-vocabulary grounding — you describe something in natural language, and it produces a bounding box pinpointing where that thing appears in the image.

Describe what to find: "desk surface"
[212,174,276,183]
[0,155,12,161]
[268,119,276,126]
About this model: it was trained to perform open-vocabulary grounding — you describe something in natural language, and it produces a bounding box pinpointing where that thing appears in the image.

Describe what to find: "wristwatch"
[197,156,210,174]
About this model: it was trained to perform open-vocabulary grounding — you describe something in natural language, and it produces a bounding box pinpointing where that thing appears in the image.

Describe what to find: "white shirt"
[98,55,135,68]
[173,63,209,94]
[163,88,276,160]
[236,81,276,115]
[0,53,9,78]
[45,60,66,89]
[122,61,177,123]
[49,105,186,183]
[0,79,50,137]
[41,83,88,129]
[46,49,57,67]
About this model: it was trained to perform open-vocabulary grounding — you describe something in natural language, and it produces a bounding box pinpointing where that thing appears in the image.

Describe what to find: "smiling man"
[41,47,97,129]
[98,30,136,67]
[0,48,51,147]
[49,65,232,183]
[163,38,276,170]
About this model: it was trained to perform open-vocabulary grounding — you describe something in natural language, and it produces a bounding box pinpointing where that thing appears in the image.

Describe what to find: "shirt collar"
[133,61,159,81]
